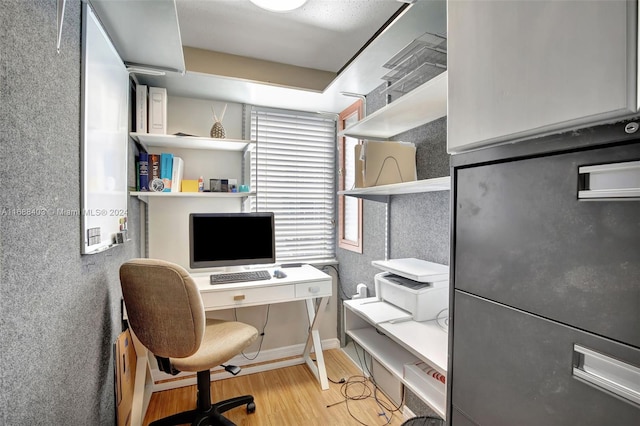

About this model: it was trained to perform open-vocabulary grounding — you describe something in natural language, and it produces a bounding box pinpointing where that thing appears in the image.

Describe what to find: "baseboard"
[403,405,416,421]
[151,338,341,391]
[227,337,341,366]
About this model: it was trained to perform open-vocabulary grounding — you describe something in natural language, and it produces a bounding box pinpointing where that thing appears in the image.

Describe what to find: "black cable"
[310,358,346,384]
[234,304,270,361]
[355,342,403,422]
[321,264,350,301]
[325,342,403,425]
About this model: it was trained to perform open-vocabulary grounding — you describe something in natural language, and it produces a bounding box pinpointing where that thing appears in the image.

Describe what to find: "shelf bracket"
[56,0,66,53]
[385,203,391,260]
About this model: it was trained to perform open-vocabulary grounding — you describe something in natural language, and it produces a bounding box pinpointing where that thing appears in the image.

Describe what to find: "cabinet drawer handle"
[578,160,640,200]
[572,344,640,406]
[308,286,320,294]
[233,294,245,301]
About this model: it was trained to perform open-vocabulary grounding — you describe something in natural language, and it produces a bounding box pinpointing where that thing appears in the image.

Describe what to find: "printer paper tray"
[349,299,412,324]
[372,258,449,283]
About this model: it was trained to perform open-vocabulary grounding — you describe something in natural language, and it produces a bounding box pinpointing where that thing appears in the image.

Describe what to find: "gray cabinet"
[455,142,640,348]
[447,1,638,153]
[449,122,640,425]
[452,292,640,426]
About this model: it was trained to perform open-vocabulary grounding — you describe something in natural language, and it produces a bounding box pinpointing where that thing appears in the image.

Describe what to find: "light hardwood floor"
[143,349,406,426]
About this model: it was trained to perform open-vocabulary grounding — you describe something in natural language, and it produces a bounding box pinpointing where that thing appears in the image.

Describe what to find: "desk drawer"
[201,285,294,309]
[295,280,331,298]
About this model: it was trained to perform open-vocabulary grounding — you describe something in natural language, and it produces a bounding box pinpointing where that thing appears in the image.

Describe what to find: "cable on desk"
[321,264,351,301]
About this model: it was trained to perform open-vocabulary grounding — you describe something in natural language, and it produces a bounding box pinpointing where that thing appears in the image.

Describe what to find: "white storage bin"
[375,272,448,321]
[403,361,446,413]
[372,358,404,406]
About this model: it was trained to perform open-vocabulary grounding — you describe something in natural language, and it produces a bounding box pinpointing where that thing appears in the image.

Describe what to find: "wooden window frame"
[338,100,363,253]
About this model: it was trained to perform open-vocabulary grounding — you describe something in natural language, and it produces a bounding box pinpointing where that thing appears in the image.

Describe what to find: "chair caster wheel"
[247,401,256,414]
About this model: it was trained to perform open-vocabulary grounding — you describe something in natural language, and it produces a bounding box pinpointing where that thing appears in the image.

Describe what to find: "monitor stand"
[223,265,248,273]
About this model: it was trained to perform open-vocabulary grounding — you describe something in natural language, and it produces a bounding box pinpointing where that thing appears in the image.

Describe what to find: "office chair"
[119,258,259,426]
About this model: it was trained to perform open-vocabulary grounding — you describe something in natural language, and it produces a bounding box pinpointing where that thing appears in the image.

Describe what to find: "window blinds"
[249,107,336,263]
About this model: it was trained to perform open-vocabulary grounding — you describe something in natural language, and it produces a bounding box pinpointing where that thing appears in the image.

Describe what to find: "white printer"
[372,258,449,322]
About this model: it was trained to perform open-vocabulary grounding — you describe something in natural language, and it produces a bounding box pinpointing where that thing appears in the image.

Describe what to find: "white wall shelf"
[130,133,254,152]
[344,298,448,419]
[340,71,447,140]
[339,176,450,202]
[130,191,255,203]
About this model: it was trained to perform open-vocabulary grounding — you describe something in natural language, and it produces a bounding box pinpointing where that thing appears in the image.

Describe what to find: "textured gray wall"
[336,84,450,418]
[336,83,450,297]
[1,1,141,424]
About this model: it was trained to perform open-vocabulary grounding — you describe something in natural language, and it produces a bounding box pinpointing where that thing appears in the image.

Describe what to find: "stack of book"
[135,85,167,135]
[137,153,183,192]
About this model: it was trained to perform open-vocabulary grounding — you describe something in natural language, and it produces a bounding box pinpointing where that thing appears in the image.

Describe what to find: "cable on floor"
[325,343,403,426]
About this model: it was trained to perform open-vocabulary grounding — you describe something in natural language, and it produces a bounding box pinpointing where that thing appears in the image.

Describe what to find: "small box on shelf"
[403,361,446,416]
[182,180,199,192]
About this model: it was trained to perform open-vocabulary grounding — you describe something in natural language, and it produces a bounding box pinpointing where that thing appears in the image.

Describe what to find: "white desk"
[129,264,333,426]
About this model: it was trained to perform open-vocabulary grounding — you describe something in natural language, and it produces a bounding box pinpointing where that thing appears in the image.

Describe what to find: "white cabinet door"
[447,0,638,153]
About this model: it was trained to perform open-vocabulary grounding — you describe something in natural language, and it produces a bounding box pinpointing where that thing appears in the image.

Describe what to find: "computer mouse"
[273,269,287,279]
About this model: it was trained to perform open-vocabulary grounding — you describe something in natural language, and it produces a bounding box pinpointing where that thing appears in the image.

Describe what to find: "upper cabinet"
[89,0,185,73]
[447,1,638,153]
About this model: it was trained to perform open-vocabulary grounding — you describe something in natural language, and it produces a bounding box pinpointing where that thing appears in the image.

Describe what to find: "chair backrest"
[119,258,205,359]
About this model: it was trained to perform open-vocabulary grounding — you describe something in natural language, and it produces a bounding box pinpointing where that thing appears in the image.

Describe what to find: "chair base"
[150,370,255,426]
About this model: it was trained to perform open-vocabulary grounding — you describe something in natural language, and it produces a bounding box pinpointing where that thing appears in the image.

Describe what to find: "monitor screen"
[189,212,276,269]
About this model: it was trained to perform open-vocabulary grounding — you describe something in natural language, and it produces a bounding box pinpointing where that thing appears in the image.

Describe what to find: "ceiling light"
[249,0,307,13]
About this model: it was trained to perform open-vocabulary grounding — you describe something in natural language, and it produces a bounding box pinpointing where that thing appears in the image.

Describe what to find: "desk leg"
[129,329,153,426]
[302,297,329,390]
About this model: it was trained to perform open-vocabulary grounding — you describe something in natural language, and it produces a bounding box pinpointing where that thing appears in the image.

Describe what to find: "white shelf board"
[130,133,253,152]
[378,319,448,375]
[130,191,255,201]
[345,299,448,374]
[346,327,419,378]
[339,176,450,202]
[341,71,447,140]
[347,327,447,419]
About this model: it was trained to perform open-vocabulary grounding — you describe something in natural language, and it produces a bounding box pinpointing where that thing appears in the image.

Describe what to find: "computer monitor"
[189,212,276,269]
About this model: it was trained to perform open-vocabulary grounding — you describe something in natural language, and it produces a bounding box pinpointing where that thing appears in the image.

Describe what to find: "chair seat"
[171,319,258,372]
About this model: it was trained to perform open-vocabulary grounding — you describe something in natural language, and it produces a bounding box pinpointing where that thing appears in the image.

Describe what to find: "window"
[248,106,336,263]
[338,100,363,253]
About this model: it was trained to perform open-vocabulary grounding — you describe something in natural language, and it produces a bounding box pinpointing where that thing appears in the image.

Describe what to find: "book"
[148,86,167,135]
[135,161,139,191]
[160,153,174,192]
[138,152,149,191]
[149,154,162,191]
[171,157,184,193]
[135,84,148,133]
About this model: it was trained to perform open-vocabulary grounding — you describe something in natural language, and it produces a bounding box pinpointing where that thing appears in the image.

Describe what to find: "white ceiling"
[176,0,405,73]
[133,0,446,113]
